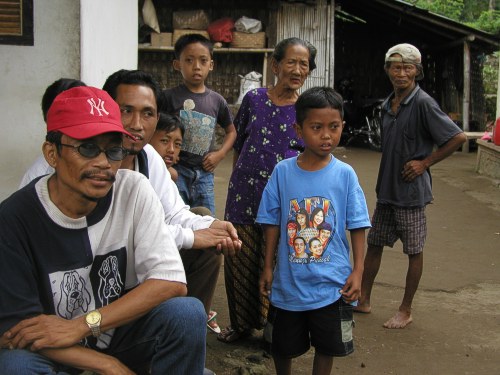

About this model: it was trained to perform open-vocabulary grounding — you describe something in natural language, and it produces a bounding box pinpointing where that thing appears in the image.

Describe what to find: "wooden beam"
[430,35,475,51]
[328,0,335,87]
[462,40,471,152]
[497,49,500,120]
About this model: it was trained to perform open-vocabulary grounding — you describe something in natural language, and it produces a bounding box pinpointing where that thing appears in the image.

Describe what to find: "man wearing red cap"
[0,86,207,374]
[21,70,242,336]
[355,44,466,329]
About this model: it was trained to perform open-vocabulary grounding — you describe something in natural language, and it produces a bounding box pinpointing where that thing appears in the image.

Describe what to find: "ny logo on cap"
[87,98,110,117]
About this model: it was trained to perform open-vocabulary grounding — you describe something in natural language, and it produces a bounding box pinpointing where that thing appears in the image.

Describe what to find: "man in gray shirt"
[354,44,466,329]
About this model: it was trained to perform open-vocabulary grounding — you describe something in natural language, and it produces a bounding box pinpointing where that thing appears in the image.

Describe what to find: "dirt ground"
[206,144,500,375]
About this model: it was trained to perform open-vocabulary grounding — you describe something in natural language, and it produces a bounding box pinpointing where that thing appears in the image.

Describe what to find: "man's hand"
[0,332,10,348]
[209,220,242,256]
[202,151,224,172]
[402,160,428,182]
[96,356,137,375]
[1,314,86,351]
[41,346,137,375]
[192,221,242,256]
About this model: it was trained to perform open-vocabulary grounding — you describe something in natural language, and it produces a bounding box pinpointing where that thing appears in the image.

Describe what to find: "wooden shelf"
[139,44,274,53]
[139,44,274,85]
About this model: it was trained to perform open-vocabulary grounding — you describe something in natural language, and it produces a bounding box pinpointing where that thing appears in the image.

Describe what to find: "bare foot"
[353,301,371,314]
[383,311,413,329]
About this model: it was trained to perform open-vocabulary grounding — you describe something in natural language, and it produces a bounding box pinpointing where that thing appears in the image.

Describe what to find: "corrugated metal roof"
[336,0,499,52]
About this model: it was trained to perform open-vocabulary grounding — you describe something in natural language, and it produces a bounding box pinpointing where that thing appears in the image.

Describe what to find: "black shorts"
[267,299,354,358]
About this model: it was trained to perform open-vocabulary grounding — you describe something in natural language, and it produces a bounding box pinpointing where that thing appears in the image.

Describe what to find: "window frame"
[0,0,34,46]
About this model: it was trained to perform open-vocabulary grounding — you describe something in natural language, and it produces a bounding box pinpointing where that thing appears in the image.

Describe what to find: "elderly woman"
[220,37,317,343]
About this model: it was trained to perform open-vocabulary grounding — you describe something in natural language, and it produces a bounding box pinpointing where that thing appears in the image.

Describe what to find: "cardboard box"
[151,32,172,47]
[230,31,266,48]
[173,29,209,45]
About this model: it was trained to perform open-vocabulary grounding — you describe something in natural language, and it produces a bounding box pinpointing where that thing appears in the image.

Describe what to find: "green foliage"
[414,0,464,20]
[462,0,492,23]
[413,0,499,119]
[483,52,498,95]
[413,0,499,34]
[483,52,498,121]
[469,10,500,35]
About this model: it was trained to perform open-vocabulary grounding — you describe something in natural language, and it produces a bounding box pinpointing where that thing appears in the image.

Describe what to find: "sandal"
[207,311,221,334]
[216,326,250,343]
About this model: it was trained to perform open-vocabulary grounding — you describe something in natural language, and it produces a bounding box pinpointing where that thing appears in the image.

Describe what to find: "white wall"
[80,0,138,88]
[0,0,138,201]
[0,1,80,200]
[497,51,500,120]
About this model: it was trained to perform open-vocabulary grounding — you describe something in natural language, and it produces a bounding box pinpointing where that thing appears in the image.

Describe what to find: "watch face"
[86,311,100,324]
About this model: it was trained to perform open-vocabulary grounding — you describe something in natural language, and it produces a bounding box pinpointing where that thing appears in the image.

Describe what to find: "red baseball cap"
[47,86,134,140]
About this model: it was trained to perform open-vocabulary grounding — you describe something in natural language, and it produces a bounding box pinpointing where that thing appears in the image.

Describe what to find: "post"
[462,40,471,152]
[496,50,500,120]
[329,2,335,87]
[263,52,268,87]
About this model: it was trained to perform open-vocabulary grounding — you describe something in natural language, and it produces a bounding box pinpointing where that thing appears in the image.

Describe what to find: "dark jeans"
[0,297,207,374]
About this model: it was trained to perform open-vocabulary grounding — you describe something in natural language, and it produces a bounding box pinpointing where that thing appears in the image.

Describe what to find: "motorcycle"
[337,79,384,152]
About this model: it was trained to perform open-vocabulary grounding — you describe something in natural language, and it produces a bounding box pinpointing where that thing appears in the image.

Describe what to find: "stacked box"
[230,32,266,48]
[151,32,172,47]
[173,29,210,45]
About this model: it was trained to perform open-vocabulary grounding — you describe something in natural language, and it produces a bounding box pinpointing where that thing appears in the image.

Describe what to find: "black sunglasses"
[59,143,128,161]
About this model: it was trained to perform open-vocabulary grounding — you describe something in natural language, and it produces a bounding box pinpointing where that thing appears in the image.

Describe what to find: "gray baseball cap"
[385,43,424,80]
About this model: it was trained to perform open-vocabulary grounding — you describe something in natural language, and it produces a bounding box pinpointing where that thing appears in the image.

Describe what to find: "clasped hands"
[192,220,242,256]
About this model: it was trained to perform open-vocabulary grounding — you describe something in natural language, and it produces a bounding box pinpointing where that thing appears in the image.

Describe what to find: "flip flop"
[207,310,221,334]
[216,326,251,343]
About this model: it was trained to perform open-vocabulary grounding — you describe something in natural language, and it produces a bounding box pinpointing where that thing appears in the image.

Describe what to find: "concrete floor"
[207,145,500,375]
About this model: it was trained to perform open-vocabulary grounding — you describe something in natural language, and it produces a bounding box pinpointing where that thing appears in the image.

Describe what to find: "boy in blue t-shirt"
[160,34,237,214]
[256,87,371,375]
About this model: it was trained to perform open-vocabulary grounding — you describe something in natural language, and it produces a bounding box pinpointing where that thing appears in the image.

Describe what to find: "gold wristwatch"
[85,310,102,338]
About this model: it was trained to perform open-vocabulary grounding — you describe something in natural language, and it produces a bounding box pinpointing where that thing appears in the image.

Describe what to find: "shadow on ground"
[207,146,500,375]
